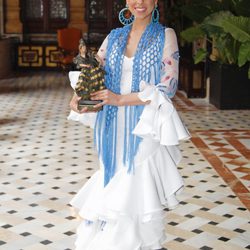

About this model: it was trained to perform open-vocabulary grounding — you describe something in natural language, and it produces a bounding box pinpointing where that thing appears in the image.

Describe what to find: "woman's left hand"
[90,89,121,108]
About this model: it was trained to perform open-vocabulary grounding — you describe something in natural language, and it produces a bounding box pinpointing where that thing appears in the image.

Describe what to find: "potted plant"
[180,0,250,109]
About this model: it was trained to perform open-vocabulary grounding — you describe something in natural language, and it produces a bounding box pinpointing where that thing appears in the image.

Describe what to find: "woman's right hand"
[70,94,88,114]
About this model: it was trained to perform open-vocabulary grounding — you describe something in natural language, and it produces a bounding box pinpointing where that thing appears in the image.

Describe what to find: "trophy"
[73,39,106,112]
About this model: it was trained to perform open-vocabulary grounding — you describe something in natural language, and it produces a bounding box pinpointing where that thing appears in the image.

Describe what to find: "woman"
[69,0,190,249]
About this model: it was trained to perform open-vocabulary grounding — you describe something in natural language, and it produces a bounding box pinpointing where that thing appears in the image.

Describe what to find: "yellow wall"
[68,0,88,32]
[4,0,22,34]
[4,0,87,34]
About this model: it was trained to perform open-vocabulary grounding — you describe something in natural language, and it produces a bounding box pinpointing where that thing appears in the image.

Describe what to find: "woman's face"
[127,0,157,22]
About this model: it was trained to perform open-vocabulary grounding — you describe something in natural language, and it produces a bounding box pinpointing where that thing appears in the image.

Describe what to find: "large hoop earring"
[119,4,135,26]
[151,5,159,23]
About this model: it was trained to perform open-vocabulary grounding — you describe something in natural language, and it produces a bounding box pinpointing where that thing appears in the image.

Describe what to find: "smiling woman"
[68,0,190,249]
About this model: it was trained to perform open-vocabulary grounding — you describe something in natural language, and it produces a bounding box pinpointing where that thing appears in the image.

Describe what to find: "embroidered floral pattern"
[172,51,180,61]
[157,28,179,99]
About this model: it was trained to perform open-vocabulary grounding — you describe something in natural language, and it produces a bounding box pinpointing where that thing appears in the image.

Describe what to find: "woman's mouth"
[134,7,147,13]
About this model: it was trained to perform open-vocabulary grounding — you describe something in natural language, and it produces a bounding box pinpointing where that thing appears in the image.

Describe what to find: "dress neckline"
[124,55,134,60]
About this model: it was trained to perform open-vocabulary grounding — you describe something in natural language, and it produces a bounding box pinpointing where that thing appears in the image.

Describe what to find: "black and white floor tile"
[0,72,249,250]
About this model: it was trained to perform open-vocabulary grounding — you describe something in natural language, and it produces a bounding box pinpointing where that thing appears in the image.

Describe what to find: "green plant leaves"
[203,11,232,27]
[213,34,237,64]
[204,11,250,42]
[180,26,205,42]
[238,42,250,67]
[180,1,250,68]
[221,16,250,43]
[194,48,207,64]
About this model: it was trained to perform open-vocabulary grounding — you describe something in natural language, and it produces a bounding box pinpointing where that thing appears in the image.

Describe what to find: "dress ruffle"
[70,141,184,250]
[134,81,190,145]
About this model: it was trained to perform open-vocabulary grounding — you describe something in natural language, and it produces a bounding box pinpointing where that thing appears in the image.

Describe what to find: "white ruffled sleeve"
[67,36,109,128]
[133,28,190,145]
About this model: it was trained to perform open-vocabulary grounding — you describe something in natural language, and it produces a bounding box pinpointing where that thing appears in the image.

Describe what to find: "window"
[85,0,125,44]
[20,0,70,34]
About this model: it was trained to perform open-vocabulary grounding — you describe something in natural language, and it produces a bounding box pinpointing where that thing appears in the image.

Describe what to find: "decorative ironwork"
[17,44,61,68]
[45,46,61,67]
[86,0,125,45]
[18,45,43,67]
[21,0,69,33]
[25,0,43,18]
[50,0,67,19]
[89,0,107,18]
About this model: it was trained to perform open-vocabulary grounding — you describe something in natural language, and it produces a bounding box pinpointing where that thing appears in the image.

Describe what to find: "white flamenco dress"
[68,28,190,250]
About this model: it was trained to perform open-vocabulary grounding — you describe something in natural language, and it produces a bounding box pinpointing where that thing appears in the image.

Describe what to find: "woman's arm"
[90,90,149,108]
[157,28,179,98]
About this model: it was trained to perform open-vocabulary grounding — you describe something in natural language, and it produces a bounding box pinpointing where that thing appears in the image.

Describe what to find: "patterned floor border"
[191,130,250,211]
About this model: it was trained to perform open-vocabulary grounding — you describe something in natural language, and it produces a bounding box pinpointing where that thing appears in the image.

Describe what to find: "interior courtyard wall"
[4,0,88,37]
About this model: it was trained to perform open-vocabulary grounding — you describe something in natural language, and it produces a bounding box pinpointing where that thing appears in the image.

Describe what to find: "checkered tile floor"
[0,72,249,250]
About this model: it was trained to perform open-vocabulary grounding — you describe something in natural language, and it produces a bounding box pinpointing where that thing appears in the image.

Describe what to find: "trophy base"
[78,99,103,112]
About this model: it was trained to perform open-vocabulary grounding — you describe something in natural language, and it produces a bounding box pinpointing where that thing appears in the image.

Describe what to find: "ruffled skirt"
[70,140,184,250]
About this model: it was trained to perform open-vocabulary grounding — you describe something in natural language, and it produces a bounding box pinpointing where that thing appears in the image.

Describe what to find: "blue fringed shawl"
[94,22,165,186]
